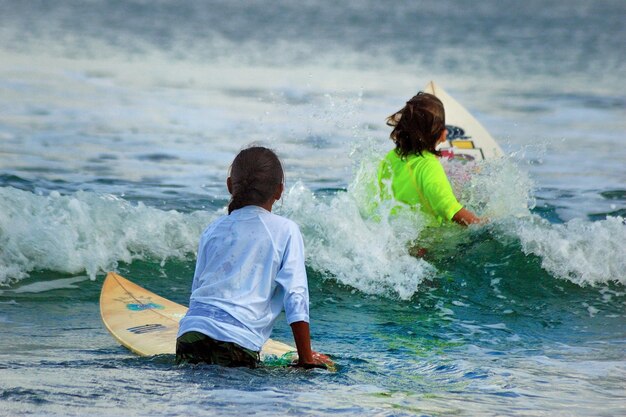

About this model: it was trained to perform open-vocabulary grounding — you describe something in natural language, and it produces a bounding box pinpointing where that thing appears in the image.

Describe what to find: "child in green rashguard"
[378,92,482,226]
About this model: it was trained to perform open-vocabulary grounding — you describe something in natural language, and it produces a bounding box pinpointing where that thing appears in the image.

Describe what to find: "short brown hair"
[386,92,445,158]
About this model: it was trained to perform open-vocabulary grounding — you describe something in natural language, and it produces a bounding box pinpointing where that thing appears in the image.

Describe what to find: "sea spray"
[281,181,435,300]
[513,215,626,286]
[0,187,214,285]
[1,156,622,295]
[281,149,626,298]
[280,147,537,300]
[446,155,626,287]
[444,156,536,220]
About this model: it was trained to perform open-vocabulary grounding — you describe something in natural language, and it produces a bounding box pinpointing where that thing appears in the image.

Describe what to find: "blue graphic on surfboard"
[425,81,504,161]
[126,302,164,311]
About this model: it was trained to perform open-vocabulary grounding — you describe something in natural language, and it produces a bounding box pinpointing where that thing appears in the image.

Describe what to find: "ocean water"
[1,0,625,416]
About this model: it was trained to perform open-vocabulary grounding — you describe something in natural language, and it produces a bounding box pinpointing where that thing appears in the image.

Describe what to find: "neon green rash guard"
[377,149,463,225]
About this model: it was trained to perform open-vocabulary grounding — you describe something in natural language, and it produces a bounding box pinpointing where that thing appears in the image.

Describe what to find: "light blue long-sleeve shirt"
[177,205,309,352]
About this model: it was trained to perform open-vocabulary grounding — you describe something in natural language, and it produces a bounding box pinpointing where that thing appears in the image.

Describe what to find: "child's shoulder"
[201,213,229,234]
[408,151,440,165]
[265,210,299,226]
[261,210,302,235]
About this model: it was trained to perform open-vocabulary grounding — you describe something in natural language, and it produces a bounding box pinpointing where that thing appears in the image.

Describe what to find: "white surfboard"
[99,272,299,365]
[425,81,504,160]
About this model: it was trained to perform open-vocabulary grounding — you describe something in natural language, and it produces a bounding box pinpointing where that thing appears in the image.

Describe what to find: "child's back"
[181,205,308,353]
[176,146,331,369]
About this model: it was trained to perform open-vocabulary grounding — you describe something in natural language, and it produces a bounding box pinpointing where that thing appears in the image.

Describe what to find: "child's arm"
[452,207,482,226]
[278,223,333,369]
[290,321,333,369]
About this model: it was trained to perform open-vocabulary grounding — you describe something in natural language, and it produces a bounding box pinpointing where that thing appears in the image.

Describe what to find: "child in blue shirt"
[176,146,331,369]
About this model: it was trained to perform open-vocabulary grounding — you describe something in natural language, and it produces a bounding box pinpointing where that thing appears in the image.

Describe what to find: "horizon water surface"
[0,1,625,416]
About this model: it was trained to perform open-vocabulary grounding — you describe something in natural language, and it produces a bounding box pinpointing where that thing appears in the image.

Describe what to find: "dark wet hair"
[386,92,446,158]
[227,146,284,214]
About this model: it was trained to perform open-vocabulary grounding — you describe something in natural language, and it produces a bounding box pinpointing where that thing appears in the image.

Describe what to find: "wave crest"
[0,187,213,285]
[514,215,626,286]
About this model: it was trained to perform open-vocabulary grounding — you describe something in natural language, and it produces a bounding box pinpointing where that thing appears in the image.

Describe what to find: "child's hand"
[289,321,335,370]
[312,351,333,367]
[296,351,334,370]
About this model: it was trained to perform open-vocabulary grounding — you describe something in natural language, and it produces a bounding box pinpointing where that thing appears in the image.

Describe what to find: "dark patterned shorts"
[176,331,260,368]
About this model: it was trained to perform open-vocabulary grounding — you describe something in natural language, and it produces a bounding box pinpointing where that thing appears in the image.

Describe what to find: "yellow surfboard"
[100,272,298,364]
[425,81,504,161]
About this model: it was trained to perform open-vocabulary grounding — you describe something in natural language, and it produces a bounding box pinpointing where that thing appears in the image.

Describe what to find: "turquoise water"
[1,1,625,415]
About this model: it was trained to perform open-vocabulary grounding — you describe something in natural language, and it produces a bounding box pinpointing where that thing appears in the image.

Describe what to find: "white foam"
[584,304,600,318]
[280,181,435,300]
[278,149,541,299]
[443,156,535,220]
[513,215,626,286]
[0,187,215,285]
[484,323,508,330]
[2,150,622,296]
[10,276,88,293]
